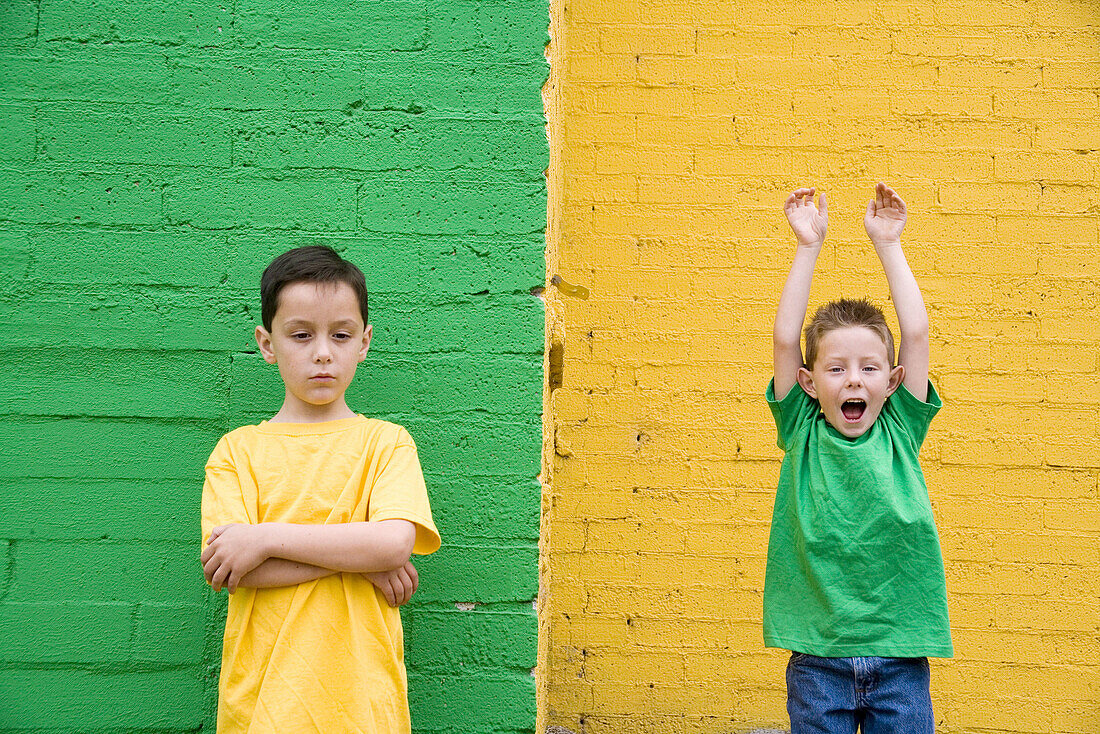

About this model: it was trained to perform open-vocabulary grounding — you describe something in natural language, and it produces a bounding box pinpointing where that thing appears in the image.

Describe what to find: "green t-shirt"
[763,379,953,658]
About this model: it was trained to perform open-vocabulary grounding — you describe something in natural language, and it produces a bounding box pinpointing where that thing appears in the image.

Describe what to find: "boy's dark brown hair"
[260,246,369,331]
[804,297,894,369]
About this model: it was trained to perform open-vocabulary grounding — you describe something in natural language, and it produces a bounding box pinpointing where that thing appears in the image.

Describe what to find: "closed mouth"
[841,399,866,422]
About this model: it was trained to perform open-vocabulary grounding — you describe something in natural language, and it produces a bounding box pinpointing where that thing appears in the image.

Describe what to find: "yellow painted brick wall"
[540,1,1100,731]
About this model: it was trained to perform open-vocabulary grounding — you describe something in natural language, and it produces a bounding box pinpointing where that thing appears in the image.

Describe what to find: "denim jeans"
[786,653,934,734]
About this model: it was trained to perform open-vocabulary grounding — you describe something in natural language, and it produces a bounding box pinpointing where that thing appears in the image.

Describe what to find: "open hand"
[864,182,907,247]
[201,524,269,593]
[784,187,828,249]
[364,561,419,607]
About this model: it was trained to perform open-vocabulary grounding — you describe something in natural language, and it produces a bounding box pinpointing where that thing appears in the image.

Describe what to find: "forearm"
[258,520,416,573]
[237,558,336,588]
[774,247,820,345]
[876,243,928,341]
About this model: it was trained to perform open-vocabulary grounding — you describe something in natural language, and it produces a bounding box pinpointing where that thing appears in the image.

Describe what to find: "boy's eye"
[291,332,311,340]
[863,365,878,372]
[333,333,351,340]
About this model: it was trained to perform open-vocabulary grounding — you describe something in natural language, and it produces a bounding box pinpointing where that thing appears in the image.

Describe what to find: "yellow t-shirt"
[201,415,441,734]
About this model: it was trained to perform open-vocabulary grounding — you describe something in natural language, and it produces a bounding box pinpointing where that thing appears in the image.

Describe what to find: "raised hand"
[364,560,419,607]
[784,187,828,249]
[864,182,907,248]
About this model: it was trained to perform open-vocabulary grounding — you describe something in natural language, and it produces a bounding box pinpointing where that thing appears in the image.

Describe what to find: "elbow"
[902,321,929,347]
[377,521,416,570]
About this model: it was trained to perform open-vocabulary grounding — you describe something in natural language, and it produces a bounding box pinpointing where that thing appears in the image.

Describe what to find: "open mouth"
[841,399,866,422]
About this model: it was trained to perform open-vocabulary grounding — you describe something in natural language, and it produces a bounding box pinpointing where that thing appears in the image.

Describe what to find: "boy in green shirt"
[766,183,951,732]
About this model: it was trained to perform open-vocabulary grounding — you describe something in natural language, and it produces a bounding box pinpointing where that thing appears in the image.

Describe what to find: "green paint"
[0,0,545,729]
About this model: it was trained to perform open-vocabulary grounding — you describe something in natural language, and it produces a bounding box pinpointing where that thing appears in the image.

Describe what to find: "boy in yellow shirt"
[200,245,441,733]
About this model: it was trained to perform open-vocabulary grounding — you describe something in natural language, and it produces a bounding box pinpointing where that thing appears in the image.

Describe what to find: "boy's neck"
[268,399,358,424]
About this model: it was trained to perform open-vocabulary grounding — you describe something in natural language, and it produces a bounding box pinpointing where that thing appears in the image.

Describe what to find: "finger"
[211,564,230,592]
[399,581,413,606]
[406,562,419,590]
[383,580,398,607]
[866,199,876,218]
[818,192,827,217]
[394,567,414,605]
[203,555,220,576]
[227,572,239,594]
[200,544,213,563]
[785,193,798,209]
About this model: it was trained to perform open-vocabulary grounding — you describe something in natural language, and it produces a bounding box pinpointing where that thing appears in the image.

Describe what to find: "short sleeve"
[367,429,441,556]
[766,378,819,451]
[200,436,253,544]
[883,380,941,450]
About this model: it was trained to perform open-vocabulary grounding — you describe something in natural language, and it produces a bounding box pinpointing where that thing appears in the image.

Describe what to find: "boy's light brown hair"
[804,297,895,369]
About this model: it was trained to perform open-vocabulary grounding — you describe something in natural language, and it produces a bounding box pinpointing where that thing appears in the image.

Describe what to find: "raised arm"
[202,519,416,593]
[864,182,928,401]
[774,188,827,400]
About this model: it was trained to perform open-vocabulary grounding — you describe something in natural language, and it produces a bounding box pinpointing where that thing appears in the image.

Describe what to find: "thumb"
[865,198,876,218]
[818,192,827,218]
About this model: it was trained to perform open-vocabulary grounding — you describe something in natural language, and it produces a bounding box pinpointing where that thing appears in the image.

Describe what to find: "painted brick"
[414,544,538,603]
[424,0,550,57]
[0,602,133,664]
[358,176,545,235]
[38,0,230,46]
[6,540,207,605]
[234,111,547,174]
[545,0,1100,731]
[409,674,536,732]
[3,0,545,731]
[166,173,358,230]
[0,104,34,161]
[0,349,229,418]
[0,479,199,541]
[0,669,205,729]
[39,105,232,167]
[235,0,427,50]
[405,608,538,670]
[0,169,163,226]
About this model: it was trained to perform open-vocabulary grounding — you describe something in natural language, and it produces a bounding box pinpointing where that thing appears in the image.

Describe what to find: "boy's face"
[255,281,371,421]
[797,326,904,438]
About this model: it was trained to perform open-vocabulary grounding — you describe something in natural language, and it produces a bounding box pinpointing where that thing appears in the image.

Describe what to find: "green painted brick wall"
[0,1,547,731]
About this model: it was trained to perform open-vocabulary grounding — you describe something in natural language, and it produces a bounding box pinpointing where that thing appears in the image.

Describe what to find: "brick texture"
[542,0,1100,731]
[0,1,545,731]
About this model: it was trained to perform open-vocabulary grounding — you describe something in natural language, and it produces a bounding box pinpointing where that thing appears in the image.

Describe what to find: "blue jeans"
[786,653,934,734]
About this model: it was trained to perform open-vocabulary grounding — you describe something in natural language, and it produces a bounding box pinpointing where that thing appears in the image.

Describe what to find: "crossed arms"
[201,519,419,607]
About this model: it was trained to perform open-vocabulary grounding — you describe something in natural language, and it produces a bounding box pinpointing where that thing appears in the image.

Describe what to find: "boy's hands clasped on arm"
[363,561,419,607]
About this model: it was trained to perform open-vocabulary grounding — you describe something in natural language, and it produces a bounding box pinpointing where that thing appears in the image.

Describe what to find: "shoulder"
[207,424,264,465]
[355,417,414,442]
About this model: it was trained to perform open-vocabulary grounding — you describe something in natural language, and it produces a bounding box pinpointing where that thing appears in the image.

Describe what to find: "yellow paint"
[542,1,1100,732]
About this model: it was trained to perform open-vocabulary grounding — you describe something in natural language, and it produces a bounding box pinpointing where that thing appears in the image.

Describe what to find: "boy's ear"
[256,326,277,365]
[887,364,905,395]
[796,366,817,398]
[359,324,372,362]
